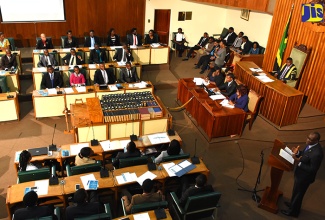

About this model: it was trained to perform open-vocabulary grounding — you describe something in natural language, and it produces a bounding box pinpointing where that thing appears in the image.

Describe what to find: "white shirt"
[46,56,51,65]
[69,55,76,65]
[241,42,246,50]
[90,37,95,47]
[224,32,233,41]
[176,33,185,42]
[101,70,107,84]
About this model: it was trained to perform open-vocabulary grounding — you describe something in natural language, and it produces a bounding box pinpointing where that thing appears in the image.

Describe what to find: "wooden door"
[154,10,171,44]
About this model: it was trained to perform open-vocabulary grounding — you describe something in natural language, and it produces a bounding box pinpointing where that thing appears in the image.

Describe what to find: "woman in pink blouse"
[70,66,85,86]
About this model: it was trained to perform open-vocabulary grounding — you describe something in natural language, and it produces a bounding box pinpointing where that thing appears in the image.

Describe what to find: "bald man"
[36,33,54,49]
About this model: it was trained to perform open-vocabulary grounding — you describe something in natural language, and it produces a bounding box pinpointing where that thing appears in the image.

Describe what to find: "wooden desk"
[32,89,65,118]
[150,46,170,64]
[230,48,264,67]
[234,61,304,127]
[114,210,172,220]
[6,180,64,220]
[0,92,19,122]
[131,46,151,65]
[177,78,246,139]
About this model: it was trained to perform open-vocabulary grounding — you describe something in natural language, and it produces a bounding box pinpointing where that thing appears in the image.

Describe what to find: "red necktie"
[133,35,136,46]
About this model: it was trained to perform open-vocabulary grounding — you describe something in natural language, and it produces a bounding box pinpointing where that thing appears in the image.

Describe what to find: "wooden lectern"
[259,139,294,213]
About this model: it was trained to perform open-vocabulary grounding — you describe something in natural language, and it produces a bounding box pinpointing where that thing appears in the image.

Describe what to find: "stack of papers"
[136,171,157,185]
[255,76,274,82]
[108,85,118,91]
[116,172,137,184]
[210,93,226,100]
[279,149,294,164]
[47,88,57,95]
[70,143,90,156]
[151,43,160,48]
[148,133,170,145]
[249,67,263,72]
[193,77,208,86]
[133,212,150,220]
[163,160,196,177]
[220,99,235,108]
[131,81,148,88]
[80,174,98,190]
[75,86,86,93]
[64,88,74,94]
[117,61,126,66]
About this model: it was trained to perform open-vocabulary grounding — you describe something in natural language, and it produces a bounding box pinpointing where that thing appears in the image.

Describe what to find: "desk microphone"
[49,124,57,151]
[91,121,99,146]
[191,138,200,164]
[130,117,138,141]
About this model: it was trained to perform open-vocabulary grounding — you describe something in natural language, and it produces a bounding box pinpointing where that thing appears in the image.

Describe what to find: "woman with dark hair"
[75,147,96,166]
[107,28,121,46]
[249,42,260,54]
[229,84,249,112]
[112,141,141,168]
[154,139,184,164]
[144,30,158,44]
[19,150,38,171]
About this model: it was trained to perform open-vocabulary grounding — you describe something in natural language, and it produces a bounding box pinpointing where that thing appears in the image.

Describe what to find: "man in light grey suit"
[37,49,58,67]
[120,62,139,83]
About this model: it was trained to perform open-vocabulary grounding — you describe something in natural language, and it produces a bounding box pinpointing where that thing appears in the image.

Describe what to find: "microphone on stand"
[130,117,138,141]
[191,138,200,164]
[49,124,57,151]
[91,121,99,146]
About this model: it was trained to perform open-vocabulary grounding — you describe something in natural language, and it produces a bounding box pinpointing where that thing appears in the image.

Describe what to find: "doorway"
[154,10,171,44]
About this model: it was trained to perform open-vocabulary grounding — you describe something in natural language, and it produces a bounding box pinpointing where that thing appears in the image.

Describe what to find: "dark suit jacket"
[218,80,237,97]
[41,72,63,89]
[84,36,101,47]
[94,68,116,84]
[120,67,139,83]
[66,202,103,220]
[112,150,141,168]
[89,49,107,64]
[64,37,79,48]
[242,41,253,55]
[107,34,121,46]
[197,37,208,47]
[13,206,53,220]
[221,32,237,46]
[295,143,323,184]
[113,48,134,62]
[127,34,142,46]
[36,39,54,49]
[0,54,17,69]
[37,54,58,67]
[144,35,159,44]
[62,53,85,65]
[179,185,214,207]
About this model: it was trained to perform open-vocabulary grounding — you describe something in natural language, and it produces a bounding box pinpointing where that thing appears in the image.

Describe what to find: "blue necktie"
[210,47,216,55]
[50,74,54,88]
[304,145,310,152]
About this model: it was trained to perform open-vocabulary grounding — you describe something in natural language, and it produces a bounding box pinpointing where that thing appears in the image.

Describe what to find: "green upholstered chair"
[0,76,9,93]
[7,37,17,51]
[25,207,61,220]
[74,203,112,220]
[259,46,266,54]
[161,153,190,162]
[17,167,54,183]
[212,27,228,39]
[66,161,101,176]
[170,191,222,220]
[118,156,148,169]
[121,198,168,215]
[60,36,67,48]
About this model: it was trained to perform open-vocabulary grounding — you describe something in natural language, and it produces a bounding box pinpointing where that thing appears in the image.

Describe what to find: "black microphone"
[191,138,200,164]
[90,121,99,146]
[130,117,138,141]
[49,124,57,151]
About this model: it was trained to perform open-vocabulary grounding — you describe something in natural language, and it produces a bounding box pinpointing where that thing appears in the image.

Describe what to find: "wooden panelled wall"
[0,0,146,47]
[263,0,325,113]
[188,0,271,12]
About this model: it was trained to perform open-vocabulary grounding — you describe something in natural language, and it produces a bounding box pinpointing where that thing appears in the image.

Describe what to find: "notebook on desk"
[28,147,48,156]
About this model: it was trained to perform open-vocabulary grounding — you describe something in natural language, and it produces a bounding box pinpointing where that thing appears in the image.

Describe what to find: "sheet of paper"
[169,164,182,174]
[62,48,70,52]
[178,160,192,168]
[120,140,130,152]
[249,67,263,72]
[110,46,122,49]
[47,88,57,95]
[133,212,150,220]
[110,141,123,150]
[75,86,86,93]
[137,171,157,185]
[88,64,97,69]
[108,85,118,91]
[193,77,205,86]
[162,162,176,177]
[279,149,294,164]
[64,88,74,94]
[80,173,96,190]
[34,179,49,196]
[70,143,89,156]
[285,146,293,155]
[14,151,22,162]
[130,45,138,49]
[255,76,274,83]
[117,61,126,66]
[116,172,137,184]
[151,43,160,48]
[100,140,111,151]
[220,99,235,108]
[210,94,226,100]
[132,81,147,88]
[148,133,170,145]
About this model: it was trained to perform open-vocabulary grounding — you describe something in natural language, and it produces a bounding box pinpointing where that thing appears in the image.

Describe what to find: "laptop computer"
[28,147,48,156]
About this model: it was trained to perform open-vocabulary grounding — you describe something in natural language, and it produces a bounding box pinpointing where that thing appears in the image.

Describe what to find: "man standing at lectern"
[281,131,323,217]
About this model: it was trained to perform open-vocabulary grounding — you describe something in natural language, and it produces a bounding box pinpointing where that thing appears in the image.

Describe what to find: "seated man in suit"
[41,65,63,89]
[89,44,107,64]
[127,28,142,46]
[37,49,58,67]
[36,33,54,49]
[120,62,139,83]
[183,32,209,60]
[84,30,101,47]
[0,49,17,70]
[214,72,237,97]
[94,63,116,85]
[113,141,141,168]
[274,57,297,82]
[113,43,133,62]
[172,28,186,57]
[195,37,215,65]
[179,174,214,207]
[122,179,164,214]
[231,31,244,48]
[62,48,84,66]
[70,66,86,86]
[66,189,103,220]
[13,191,54,220]
[238,36,252,55]
[64,30,79,48]
[220,27,237,46]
